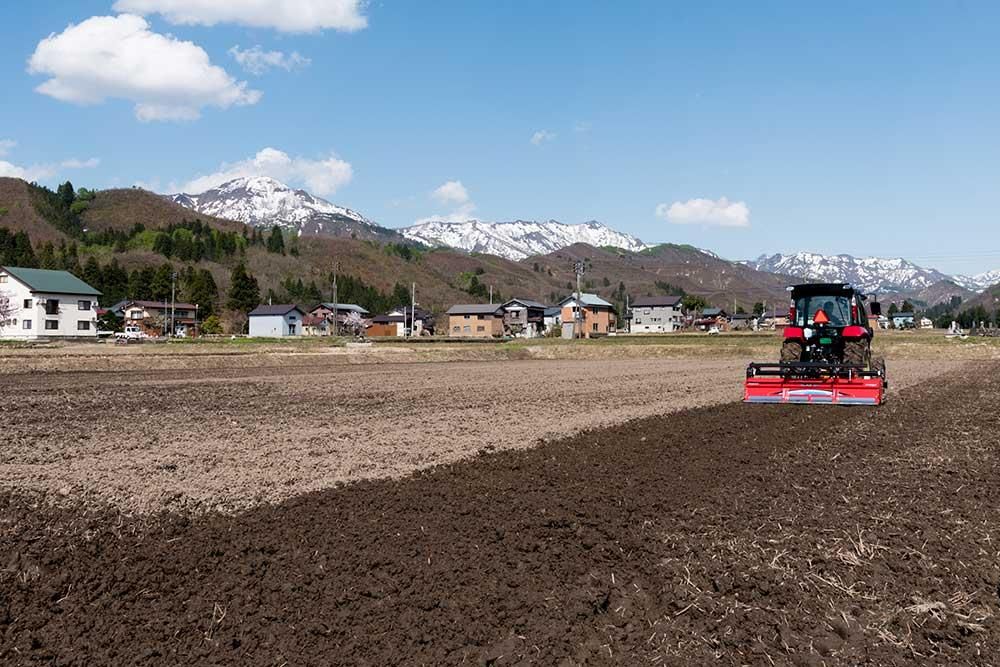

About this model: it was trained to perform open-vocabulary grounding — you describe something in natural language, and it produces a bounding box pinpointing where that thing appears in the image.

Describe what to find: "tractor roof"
[789,282,858,296]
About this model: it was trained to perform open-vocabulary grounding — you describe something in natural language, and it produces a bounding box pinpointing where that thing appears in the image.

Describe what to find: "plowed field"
[1,356,998,665]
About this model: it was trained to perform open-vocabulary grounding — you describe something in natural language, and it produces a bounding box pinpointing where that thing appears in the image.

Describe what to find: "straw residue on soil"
[0,356,960,513]
[1,362,997,665]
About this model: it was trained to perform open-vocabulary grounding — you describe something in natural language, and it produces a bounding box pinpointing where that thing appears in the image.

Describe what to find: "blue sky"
[2,1,1000,274]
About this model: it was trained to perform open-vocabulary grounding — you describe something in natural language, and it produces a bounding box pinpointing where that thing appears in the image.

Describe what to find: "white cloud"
[655,197,750,228]
[0,143,100,182]
[229,45,311,75]
[530,130,556,145]
[431,180,469,205]
[0,161,55,182]
[61,157,101,169]
[28,14,261,122]
[177,147,353,195]
[113,0,368,33]
[416,180,476,223]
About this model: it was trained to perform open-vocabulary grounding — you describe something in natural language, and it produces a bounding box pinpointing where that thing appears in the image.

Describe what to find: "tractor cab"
[785,284,873,366]
[743,283,887,405]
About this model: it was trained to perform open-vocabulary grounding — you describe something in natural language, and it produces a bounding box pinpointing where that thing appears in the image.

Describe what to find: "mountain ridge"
[402,218,649,261]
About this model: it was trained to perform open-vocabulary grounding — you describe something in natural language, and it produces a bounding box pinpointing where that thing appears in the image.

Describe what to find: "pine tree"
[57,181,75,206]
[226,262,260,314]
[82,256,102,292]
[149,263,175,301]
[266,226,285,254]
[185,268,218,316]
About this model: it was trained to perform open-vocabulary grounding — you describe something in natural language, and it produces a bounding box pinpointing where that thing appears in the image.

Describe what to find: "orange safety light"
[813,309,830,324]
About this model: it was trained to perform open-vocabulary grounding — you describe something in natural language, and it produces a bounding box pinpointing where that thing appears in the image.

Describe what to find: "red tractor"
[744,283,888,405]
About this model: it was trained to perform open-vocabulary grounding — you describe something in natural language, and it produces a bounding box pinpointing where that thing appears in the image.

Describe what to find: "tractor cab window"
[794,295,851,326]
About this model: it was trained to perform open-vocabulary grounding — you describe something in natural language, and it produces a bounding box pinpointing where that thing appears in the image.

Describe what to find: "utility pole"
[625,293,630,334]
[331,262,339,337]
[574,260,585,339]
[410,282,416,337]
[170,271,177,337]
[489,285,493,304]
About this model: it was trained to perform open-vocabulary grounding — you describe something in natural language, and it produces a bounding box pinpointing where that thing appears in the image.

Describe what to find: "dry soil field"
[1,337,998,665]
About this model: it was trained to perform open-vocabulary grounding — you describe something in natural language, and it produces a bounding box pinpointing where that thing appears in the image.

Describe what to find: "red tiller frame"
[743,362,886,406]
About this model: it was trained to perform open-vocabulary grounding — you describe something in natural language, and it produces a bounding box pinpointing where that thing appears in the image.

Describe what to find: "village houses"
[446,303,504,337]
[628,295,684,333]
[559,293,616,337]
[0,266,100,340]
[248,304,306,337]
[501,298,547,338]
[122,300,200,337]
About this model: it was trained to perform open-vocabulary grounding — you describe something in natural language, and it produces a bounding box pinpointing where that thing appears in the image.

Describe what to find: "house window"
[23,299,32,309]
[130,311,143,320]
[476,325,485,332]
[463,325,471,333]
[78,300,91,311]
[464,315,470,319]
[0,275,6,283]
[592,322,599,331]
[22,320,31,329]
[45,299,60,315]
[45,320,58,330]
[77,321,90,331]
[452,325,460,332]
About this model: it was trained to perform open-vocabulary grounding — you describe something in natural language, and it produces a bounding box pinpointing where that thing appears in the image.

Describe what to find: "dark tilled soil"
[2,365,999,666]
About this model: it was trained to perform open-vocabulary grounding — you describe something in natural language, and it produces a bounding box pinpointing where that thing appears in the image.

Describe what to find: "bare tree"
[0,290,14,333]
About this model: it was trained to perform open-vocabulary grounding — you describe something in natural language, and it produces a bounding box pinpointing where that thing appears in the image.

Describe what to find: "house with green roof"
[0,266,101,339]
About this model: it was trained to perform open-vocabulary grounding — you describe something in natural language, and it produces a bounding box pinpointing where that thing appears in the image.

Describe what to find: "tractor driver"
[821,299,845,326]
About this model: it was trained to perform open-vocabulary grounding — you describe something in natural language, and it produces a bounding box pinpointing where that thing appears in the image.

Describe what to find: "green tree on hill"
[226,262,260,314]
[753,302,765,316]
[57,181,75,206]
[184,268,218,316]
[266,226,285,255]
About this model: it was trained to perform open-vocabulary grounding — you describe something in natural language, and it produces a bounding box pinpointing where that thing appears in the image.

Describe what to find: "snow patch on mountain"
[401,219,649,261]
[744,252,956,293]
[168,176,393,239]
[951,269,1000,292]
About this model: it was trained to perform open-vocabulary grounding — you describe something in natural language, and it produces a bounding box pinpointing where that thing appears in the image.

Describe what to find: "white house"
[628,295,684,333]
[0,266,100,340]
[248,304,306,337]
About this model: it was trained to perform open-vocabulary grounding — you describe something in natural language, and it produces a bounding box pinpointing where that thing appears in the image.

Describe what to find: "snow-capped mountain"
[401,219,649,261]
[169,176,399,241]
[744,252,954,293]
[952,270,1000,292]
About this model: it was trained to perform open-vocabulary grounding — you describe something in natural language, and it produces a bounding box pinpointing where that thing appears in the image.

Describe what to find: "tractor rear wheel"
[780,340,802,363]
[872,356,887,386]
[843,339,869,367]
